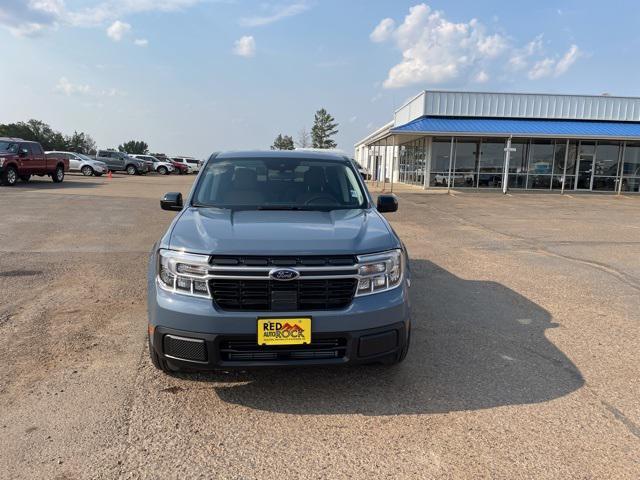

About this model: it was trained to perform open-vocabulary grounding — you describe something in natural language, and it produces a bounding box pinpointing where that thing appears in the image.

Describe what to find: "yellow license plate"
[257,318,311,346]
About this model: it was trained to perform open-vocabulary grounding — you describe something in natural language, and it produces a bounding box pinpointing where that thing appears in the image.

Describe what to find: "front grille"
[219,337,347,362]
[163,335,207,362]
[210,255,356,267]
[210,278,357,311]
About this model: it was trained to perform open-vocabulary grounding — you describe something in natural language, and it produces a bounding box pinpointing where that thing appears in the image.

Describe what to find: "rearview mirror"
[161,192,183,211]
[376,194,398,213]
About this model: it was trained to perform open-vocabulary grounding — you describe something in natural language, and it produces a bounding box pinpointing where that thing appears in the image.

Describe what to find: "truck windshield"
[192,157,367,210]
[0,141,19,153]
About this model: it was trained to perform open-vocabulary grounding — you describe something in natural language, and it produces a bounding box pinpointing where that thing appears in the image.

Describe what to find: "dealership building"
[355,91,640,193]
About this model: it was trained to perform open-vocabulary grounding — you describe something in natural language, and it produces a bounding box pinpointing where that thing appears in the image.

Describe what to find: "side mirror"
[161,192,183,211]
[376,194,398,213]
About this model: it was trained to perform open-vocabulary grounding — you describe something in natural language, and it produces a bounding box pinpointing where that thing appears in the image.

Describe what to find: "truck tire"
[382,326,411,366]
[148,335,177,373]
[81,165,94,176]
[20,174,31,183]
[158,166,168,175]
[52,164,65,183]
[126,165,137,175]
[1,166,18,186]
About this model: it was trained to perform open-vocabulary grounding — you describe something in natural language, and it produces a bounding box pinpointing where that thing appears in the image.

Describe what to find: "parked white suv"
[171,156,201,173]
[131,155,175,175]
[45,151,107,177]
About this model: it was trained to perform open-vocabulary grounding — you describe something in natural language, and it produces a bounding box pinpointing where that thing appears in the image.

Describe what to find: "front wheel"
[1,166,18,186]
[81,165,94,176]
[157,166,168,175]
[52,165,65,183]
[381,326,411,366]
[126,165,137,175]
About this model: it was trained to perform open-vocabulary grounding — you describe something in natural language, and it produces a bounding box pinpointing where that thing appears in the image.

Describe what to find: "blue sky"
[1,0,640,158]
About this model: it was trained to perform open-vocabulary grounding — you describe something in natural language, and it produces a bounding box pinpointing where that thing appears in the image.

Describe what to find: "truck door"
[30,143,47,173]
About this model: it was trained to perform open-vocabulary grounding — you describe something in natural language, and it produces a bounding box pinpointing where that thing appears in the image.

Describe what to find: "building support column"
[618,142,626,196]
[390,136,396,193]
[561,139,569,195]
[503,136,514,195]
[446,136,454,195]
[382,137,388,192]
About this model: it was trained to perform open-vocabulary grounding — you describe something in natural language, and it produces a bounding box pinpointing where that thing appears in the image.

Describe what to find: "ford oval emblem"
[269,268,300,281]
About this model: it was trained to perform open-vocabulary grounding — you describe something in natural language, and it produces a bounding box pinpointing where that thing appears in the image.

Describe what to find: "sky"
[1,0,640,158]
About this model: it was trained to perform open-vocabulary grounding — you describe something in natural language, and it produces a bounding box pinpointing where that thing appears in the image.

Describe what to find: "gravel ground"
[0,174,639,479]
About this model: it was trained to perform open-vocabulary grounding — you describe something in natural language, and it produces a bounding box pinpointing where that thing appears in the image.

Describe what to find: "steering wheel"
[304,194,337,205]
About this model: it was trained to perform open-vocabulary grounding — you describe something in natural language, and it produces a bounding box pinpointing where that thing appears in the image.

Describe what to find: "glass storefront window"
[508,139,529,188]
[430,138,453,187]
[621,143,640,192]
[592,142,621,191]
[478,139,505,188]
[453,139,480,187]
[527,139,553,189]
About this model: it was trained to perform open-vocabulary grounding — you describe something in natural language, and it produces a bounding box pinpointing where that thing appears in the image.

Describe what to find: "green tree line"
[0,119,97,154]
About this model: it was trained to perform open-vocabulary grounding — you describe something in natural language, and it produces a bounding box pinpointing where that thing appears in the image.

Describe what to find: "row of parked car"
[47,150,202,177]
[0,137,202,186]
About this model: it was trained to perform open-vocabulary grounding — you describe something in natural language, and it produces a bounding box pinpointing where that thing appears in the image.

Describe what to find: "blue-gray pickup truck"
[147,150,410,371]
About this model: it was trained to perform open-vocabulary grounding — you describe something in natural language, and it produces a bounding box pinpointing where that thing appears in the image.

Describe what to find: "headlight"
[157,249,211,298]
[355,249,404,297]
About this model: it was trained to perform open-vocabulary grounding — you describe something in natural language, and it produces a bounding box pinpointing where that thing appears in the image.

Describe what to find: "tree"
[311,108,339,149]
[66,131,97,154]
[118,140,149,154]
[295,127,311,148]
[271,134,295,150]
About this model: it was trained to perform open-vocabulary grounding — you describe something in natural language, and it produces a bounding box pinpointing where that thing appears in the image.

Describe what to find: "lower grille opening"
[163,335,208,363]
[219,337,347,362]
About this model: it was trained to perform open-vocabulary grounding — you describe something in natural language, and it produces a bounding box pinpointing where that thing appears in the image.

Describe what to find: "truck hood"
[167,207,398,255]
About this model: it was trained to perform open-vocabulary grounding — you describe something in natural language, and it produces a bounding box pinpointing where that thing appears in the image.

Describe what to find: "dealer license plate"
[257,318,311,346]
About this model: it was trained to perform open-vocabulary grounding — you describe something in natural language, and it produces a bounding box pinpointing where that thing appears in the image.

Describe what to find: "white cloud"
[54,77,125,97]
[474,70,489,83]
[1,0,202,36]
[240,1,311,27]
[372,4,580,88]
[134,38,149,47]
[106,20,131,41]
[509,34,543,70]
[370,18,395,43]
[55,77,90,96]
[555,44,580,75]
[233,35,256,57]
[528,44,580,79]
[0,0,64,36]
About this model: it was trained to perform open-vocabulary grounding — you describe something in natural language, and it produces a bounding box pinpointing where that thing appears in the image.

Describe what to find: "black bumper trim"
[151,321,408,369]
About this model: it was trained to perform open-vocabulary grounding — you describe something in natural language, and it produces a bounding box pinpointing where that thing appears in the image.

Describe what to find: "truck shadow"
[193,259,584,415]
[8,177,102,189]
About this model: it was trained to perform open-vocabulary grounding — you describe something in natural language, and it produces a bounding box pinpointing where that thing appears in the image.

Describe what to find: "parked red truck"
[0,138,69,186]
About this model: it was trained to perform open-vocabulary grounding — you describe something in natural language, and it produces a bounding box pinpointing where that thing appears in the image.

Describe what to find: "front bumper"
[148,275,410,369]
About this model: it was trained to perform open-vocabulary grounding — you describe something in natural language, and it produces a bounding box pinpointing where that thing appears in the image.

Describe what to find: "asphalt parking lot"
[1,174,639,479]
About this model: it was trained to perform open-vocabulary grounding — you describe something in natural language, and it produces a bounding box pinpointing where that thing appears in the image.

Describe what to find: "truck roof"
[211,150,350,162]
[0,137,26,142]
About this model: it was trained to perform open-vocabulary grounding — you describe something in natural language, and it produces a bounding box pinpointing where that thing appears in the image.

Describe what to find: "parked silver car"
[45,151,108,177]
[131,154,175,175]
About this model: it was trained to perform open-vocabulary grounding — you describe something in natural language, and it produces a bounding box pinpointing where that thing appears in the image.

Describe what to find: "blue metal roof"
[391,116,640,139]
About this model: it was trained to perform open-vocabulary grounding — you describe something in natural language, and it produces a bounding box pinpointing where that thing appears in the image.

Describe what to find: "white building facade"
[355,91,640,193]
